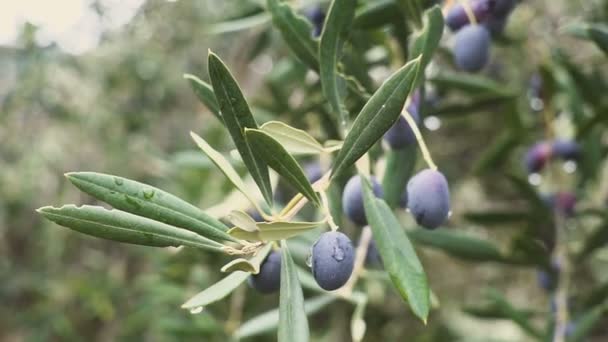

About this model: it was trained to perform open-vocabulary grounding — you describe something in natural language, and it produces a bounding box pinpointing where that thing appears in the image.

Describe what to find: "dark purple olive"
[407,169,451,229]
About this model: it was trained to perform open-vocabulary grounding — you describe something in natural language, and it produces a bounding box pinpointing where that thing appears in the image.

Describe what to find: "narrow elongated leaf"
[183,74,221,121]
[319,0,356,127]
[278,240,308,342]
[267,0,319,71]
[245,128,320,206]
[235,295,334,339]
[409,5,443,87]
[181,271,250,310]
[361,177,430,322]
[227,210,258,232]
[567,302,608,342]
[190,132,267,216]
[228,220,323,241]
[208,52,273,205]
[66,172,235,243]
[260,121,325,155]
[331,58,420,178]
[37,205,225,252]
[354,0,399,29]
[381,145,417,208]
[563,22,608,55]
[464,210,531,226]
[430,73,515,97]
[408,229,505,262]
[206,11,271,34]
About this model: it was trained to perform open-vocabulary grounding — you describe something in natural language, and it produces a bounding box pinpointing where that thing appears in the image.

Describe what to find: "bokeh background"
[1,0,607,341]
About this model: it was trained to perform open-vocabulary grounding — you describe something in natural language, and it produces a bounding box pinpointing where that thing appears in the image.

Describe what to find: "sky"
[0,0,147,54]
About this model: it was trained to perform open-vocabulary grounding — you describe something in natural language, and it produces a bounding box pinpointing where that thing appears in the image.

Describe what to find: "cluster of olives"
[447,0,517,72]
[524,139,581,173]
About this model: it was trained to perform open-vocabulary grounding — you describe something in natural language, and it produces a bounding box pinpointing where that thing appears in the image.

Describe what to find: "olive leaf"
[260,121,325,155]
[278,239,309,342]
[37,205,225,252]
[362,176,430,322]
[381,145,417,208]
[227,210,258,232]
[409,5,443,87]
[235,295,334,339]
[183,73,221,121]
[228,220,324,242]
[267,0,319,71]
[181,271,250,310]
[408,229,506,263]
[190,132,268,217]
[65,172,235,243]
[331,58,420,179]
[245,128,320,206]
[319,0,357,129]
[208,51,273,205]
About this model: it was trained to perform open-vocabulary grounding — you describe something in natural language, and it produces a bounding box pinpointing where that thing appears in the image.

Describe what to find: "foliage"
[2,0,608,341]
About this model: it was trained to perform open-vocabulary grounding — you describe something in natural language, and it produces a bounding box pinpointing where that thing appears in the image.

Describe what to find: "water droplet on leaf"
[143,189,155,199]
[190,306,204,314]
[114,177,124,186]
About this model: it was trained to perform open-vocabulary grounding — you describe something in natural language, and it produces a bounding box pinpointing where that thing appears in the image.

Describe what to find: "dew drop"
[143,189,155,199]
[305,253,313,268]
[189,306,204,314]
[528,173,542,186]
[448,210,453,218]
[563,160,577,174]
[114,177,124,186]
[332,245,345,261]
[530,97,544,111]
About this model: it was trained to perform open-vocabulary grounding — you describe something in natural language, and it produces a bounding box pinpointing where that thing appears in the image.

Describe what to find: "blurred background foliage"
[1,0,607,341]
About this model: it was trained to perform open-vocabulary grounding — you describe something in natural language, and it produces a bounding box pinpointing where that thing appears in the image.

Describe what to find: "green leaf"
[65,172,235,243]
[220,243,273,274]
[409,5,444,87]
[319,0,356,129]
[430,72,516,97]
[331,58,420,178]
[562,22,608,55]
[181,271,250,310]
[354,0,400,30]
[577,222,608,261]
[464,210,532,226]
[506,174,552,220]
[408,229,505,262]
[483,289,544,339]
[235,295,334,339]
[206,11,271,34]
[567,302,608,342]
[396,0,423,28]
[227,210,258,231]
[278,240,309,342]
[381,145,417,208]
[361,177,430,322]
[245,128,320,206]
[267,0,319,71]
[183,74,221,121]
[190,132,268,216]
[228,220,323,242]
[208,51,273,205]
[37,205,225,252]
[260,121,325,155]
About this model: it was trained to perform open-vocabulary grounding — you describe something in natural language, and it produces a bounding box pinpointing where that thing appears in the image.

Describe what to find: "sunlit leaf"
[181,271,250,310]
[228,220,324,242]
[220,243,273,274]
[260,121,325,155]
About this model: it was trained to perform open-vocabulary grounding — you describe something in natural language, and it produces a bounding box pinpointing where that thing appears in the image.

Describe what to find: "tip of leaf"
[36,206,53,214]
[183,73,194,80]
[64,172,75,179]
